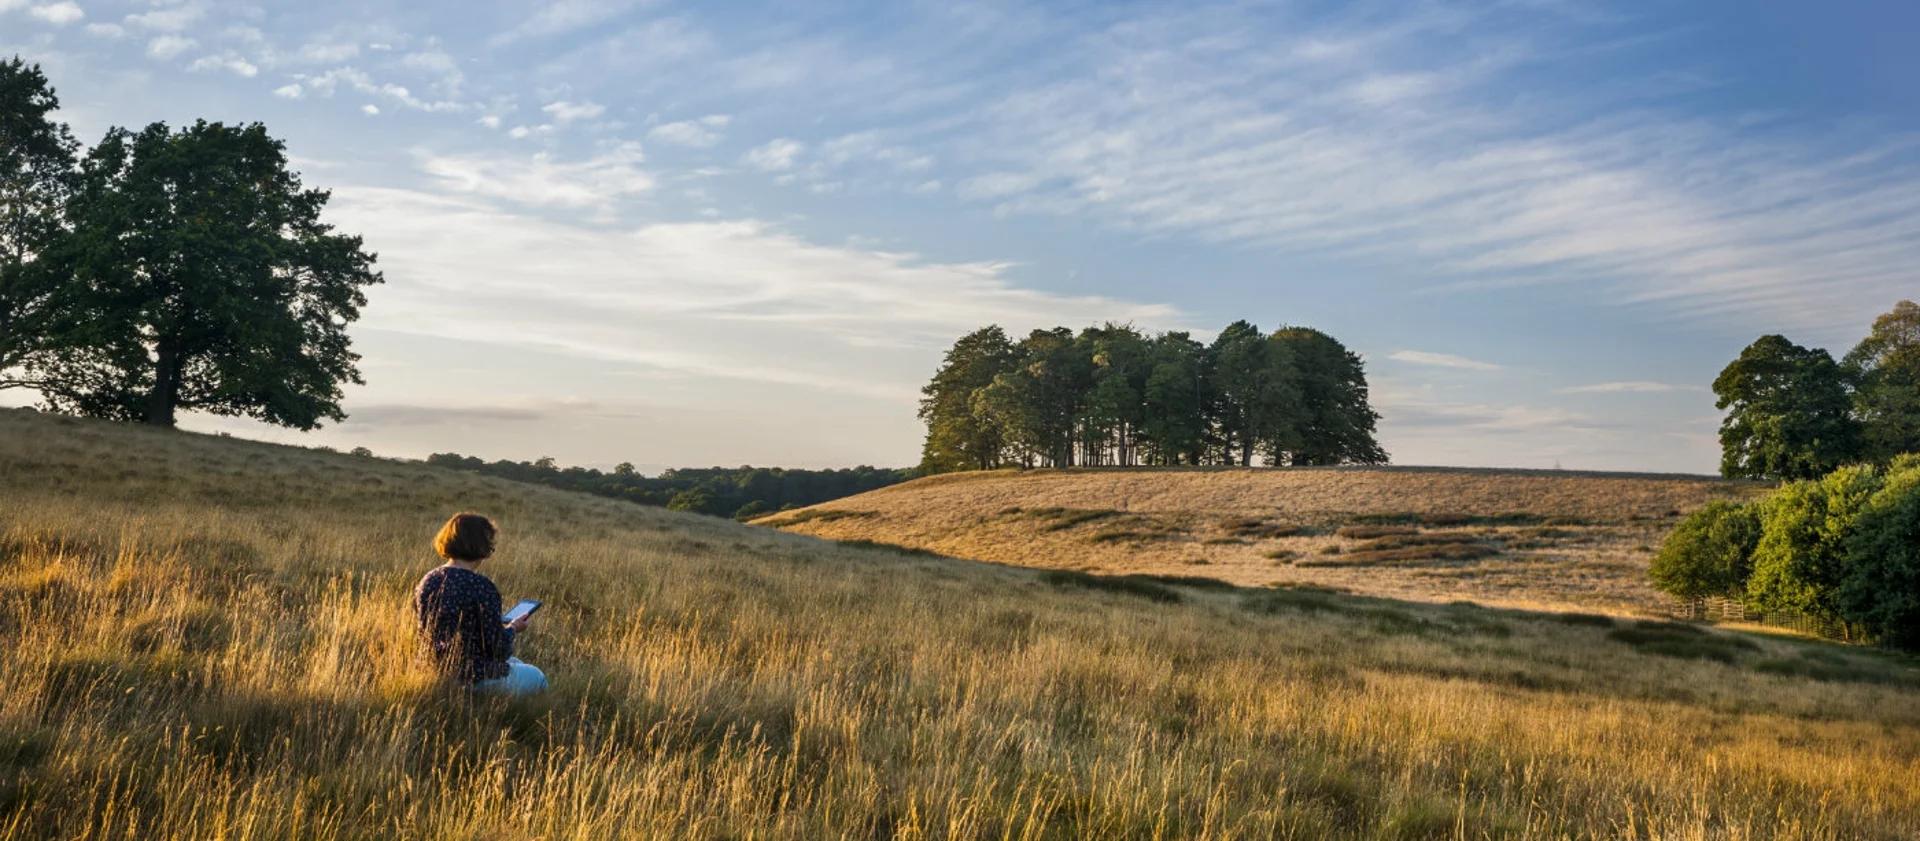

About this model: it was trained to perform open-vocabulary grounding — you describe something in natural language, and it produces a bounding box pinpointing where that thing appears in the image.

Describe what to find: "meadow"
[759,468,1768,615]
[2,408,1917,839]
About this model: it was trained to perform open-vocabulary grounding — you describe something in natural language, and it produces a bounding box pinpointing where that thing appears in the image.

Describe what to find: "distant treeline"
[424,454,914,520]
[919,322,1387,472]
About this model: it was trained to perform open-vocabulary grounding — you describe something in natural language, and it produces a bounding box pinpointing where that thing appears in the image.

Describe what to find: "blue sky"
[4,0,1918,473]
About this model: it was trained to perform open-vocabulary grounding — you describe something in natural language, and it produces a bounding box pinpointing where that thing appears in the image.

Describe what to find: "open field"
[758,468,1768,615]
[2,408,1917,839]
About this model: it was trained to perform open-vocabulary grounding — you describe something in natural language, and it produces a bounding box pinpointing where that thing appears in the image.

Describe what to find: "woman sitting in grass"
[413,513,548,695]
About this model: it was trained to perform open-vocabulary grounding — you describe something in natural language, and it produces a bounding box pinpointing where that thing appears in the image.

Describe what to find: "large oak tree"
[38,120,381,428]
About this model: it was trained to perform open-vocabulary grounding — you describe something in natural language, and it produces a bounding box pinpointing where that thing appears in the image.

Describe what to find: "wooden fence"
[1672,596,1859,642]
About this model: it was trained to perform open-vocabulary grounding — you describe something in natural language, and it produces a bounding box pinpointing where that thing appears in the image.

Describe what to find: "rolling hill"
[2,408,1916,839]
[755,467,1767,616]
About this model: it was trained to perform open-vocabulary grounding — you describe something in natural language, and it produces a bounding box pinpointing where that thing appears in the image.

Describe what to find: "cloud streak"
[1388,350,1503,371]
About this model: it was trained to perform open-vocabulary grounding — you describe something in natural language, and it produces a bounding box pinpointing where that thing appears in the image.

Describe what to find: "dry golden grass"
[760,468,1769,615]
[2,408,1917,839]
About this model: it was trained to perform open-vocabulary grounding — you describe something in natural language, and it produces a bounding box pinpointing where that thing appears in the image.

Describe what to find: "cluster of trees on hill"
[0,58,378,429]
[1714,301,1920,479]
[1652,455,1920,650]
[919,322,1386,472]
[424,453,913,520]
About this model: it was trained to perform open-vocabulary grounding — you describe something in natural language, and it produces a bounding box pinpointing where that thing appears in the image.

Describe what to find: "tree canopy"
[1712,334,1860,480]
[32,121,382,428]
[1844,300,1920,463]
[0,57,380,432]
[0,57,77,388]
[920,322,1386,471]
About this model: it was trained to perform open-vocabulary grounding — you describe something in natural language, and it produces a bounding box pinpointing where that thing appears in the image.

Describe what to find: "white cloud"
[1558,381,1700,395]
[493,0,657,44]
[146,35,196,59]
[188,53,259,77]
[933,4,1920,335]
[1387,350,1503,371]
[957,171,1043,201]
[297,40,360,65]
[84,21,123,37]
[541,100,605,123]
[648,114,729,148]
[326,186,1181,404]
[273,83,303,99]
[125,3,203,32]
[416,144,653,209]
[361,104,380,116]
[744,138,802,172]
[28,2,84,25]
[296,66,465,113]
[477,114,501,130]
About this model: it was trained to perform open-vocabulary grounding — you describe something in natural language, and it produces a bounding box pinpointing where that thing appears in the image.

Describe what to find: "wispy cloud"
[745,138,803,172]
[415,144,653,210]
[1388,350,1503,371]
[27,2,82,26]
[918,4,1920,336]
[648,115,729,148]
[492,0,657,44]
[541,99,605,123]
[328,185,1181,404]
[1558,381,1700,394]
[146,35,195,60]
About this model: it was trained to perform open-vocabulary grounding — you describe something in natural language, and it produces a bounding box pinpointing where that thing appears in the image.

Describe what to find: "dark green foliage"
[918,326,1018,472]
[1747,465,1879,624]
[0,57,77,387]
[36,120,381,429]
[1648,500,1762,600]
[1037,570,1182,603]
[1607,621,1760,663]
[30,120,378,426]
[1844,300,1920,463]
[919,321,1386,471]
[1270,327,1388,466]
[425,453,911,517]
[1713,335,1862,479]
[1838,457,1920,649]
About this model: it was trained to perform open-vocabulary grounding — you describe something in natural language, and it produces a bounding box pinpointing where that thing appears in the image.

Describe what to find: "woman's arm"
[474,579,515,661]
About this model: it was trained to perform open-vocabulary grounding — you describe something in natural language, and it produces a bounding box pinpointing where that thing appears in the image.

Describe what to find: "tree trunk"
[145,342,182,427]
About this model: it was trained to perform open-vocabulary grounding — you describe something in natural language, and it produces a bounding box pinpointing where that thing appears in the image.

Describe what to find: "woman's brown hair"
[434,513,497,562]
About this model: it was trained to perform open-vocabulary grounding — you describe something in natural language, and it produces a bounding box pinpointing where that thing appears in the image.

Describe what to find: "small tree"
[1649,500,1762,601]
[36,120,380,428]
[1838,455,1920,649]
[1747,464,1881,625]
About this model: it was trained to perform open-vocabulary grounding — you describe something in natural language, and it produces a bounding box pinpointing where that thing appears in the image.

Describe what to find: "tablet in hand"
[502,599,542,624]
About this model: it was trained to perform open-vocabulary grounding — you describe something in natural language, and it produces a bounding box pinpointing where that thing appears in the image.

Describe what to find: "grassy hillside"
[758,468,1767,614]
[2,408,1917,839]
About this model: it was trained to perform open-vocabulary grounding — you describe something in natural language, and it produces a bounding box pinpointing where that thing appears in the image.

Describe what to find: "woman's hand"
[509,615,532,633]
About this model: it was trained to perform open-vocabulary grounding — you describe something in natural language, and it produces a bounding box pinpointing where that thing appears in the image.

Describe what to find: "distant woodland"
[423,453,911,520]
[919,322,1387,472]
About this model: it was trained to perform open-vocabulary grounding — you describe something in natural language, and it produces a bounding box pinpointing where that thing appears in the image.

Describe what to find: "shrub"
[1747,464,1880,623]
[1649,500,1762,600]
[1839,459,1920,649]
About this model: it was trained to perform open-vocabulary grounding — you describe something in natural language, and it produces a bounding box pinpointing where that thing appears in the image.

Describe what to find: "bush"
[1649,500,1762,600]
[1839,459,1920,649]
[1747,465,1881,622]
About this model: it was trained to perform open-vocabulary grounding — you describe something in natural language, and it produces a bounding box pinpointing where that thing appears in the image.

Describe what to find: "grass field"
[758,468,1768,615]
[3,407,1918,839]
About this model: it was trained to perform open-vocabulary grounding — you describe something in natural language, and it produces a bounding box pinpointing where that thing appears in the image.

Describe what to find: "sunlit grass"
[1,409,1916,839]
